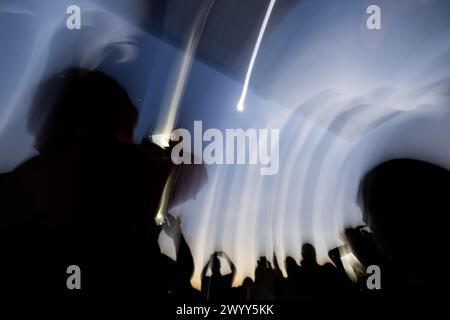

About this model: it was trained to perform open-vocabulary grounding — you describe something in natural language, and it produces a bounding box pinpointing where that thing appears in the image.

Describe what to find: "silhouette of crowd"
[0,68,447,302]
[195,244,355,302]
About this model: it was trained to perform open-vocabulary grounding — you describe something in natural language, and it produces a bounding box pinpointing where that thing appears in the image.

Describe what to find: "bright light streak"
[236,0,276,112]
[150,133,171,149]
[339,246,364,283]
[155,168,178,225]
[151,0,215,147]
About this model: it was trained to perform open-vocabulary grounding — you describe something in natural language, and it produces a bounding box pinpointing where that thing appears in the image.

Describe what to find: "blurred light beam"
[236,0,276,112]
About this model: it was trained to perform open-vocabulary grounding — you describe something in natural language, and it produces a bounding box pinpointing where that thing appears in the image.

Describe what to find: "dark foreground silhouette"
[0,68,447,304]
[0,68,179,297]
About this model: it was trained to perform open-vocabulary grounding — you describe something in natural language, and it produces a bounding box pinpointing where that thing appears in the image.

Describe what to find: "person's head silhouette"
[28,68,138,153]
[301,243,317,266]
[285,256,298,276]
[360,159,450,269]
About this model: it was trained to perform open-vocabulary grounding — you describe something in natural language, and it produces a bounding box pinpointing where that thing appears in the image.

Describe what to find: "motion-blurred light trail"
[151,0,215,147]
[236,0,276,112]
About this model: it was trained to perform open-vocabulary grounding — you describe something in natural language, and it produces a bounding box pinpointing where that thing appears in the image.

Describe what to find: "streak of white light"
[151,0,215,147]
[236,0,276,112]
[155,168,178,225]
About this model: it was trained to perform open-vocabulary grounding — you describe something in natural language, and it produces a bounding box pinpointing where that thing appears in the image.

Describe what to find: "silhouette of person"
[163,214,199,300]
[297,243,323,299]
[359,158,450,293]
[239,277,254,301]
[0,68,173,297]
[201,252,236,301]
[283,256,301,300]
[253,257,276,300]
